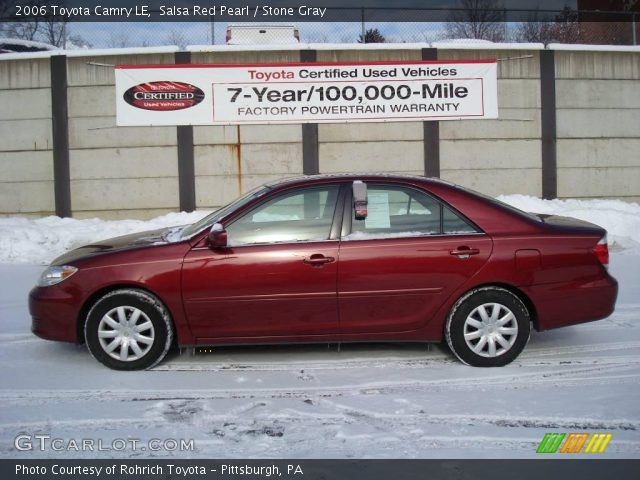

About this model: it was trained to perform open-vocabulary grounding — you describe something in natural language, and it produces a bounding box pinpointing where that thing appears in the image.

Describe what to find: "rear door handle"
[450,247,480,259]
[303,254,335,266]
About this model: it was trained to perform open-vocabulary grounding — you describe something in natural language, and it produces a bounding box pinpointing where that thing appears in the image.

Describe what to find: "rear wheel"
[445,287,531,367]
[84,289,173,370]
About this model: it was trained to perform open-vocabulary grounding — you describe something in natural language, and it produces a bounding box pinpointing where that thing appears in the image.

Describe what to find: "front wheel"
[445,287,531,367]
[84,289,173,370]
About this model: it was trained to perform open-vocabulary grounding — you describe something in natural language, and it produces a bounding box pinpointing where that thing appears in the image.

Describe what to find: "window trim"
[221,183,348,248]
[341,182,485,240]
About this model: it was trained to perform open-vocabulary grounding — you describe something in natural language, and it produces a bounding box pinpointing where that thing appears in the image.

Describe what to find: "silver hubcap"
[463,303,518,358]
[97,306,155,362]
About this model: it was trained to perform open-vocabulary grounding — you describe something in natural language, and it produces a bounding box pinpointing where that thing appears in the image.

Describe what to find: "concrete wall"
[0,45,639,219]
[191,50,304,211]
[438,48,542,197]
[316,49,425,177]
[67,52,179,219]
[0,58,54,216]
[555,50,640,202]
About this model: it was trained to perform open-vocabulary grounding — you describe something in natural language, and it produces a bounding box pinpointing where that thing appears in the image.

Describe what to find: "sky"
[70,22,451,48]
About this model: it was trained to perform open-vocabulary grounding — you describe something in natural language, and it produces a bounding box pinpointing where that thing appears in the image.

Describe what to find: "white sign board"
[115,61,498,126]
[365,192,391,229]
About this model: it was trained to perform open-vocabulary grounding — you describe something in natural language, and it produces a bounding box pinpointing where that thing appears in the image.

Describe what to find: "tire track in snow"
[519,340,640,358]
[152,354,640,372]
[148,339,640,372]
[1,362,638,406]
[1,407,638,436]
[2,409,638,460]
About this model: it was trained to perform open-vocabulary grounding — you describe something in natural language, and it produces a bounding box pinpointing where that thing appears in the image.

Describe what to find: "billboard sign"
[115,60,498,126]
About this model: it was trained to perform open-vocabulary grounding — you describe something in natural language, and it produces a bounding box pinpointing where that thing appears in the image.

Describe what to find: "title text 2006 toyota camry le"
[29,175,618,370]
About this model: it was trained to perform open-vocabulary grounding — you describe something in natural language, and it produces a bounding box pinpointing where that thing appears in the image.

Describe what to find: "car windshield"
[180,185,271,239]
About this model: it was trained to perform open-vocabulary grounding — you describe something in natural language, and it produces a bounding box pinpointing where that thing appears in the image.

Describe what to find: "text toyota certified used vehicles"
[29,175,618,370]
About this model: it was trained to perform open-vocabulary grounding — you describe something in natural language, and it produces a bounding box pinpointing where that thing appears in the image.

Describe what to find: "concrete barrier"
[0,43,638,218]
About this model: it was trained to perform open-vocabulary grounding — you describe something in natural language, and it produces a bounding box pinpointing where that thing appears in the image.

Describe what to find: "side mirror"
[353,180,368,220]
[208,223,228,248]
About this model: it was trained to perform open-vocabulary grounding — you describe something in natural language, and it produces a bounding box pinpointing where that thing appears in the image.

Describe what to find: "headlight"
[37,265,78,287]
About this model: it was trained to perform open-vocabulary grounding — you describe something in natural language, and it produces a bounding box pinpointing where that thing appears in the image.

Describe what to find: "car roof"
[265,173,455,190]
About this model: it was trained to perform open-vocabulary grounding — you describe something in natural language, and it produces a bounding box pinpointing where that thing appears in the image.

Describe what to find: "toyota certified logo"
[123,81,205,111]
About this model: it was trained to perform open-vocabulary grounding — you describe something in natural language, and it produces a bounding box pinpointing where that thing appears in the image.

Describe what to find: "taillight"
[594,235,609,269]
[226,28,231,43]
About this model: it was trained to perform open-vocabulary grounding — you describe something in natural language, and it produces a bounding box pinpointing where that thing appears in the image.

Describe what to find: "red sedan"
[29,174,618,370]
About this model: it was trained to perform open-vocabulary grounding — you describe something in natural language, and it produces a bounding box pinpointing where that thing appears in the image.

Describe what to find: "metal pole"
[210,15,215,44]
[361,7,365,43]
[503,8,508,41]
[633,13,637,46]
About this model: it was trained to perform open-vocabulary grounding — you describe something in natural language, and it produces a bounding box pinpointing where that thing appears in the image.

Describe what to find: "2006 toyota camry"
[29,174,618,370]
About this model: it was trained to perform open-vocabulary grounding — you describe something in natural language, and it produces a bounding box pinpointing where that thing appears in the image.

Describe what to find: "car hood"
[51,226,186,265]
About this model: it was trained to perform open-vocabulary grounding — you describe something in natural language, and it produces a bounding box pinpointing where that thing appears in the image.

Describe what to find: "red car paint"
[29,175,618,348]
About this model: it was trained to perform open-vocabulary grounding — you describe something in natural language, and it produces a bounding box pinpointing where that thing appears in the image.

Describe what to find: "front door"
[182,184,343,342]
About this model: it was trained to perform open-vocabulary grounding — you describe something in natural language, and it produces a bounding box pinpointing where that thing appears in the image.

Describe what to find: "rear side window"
[345,184,479,240]
[443,205,479,234]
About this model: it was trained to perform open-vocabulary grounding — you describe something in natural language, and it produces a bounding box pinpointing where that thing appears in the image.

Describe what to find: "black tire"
[445,286,531,367]
[84,289,173,370]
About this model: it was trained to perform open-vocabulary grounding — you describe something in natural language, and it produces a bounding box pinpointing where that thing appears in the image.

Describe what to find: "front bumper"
[29,285,82,343]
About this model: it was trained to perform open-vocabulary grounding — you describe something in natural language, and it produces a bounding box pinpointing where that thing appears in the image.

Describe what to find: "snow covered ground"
[0,255,638,459]
[0,195,639,459]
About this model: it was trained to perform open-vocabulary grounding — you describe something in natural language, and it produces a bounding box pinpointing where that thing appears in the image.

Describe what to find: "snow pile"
[0,211,211,265]
[0,37,59,51]
[499,195,640,254]
[0,195,639,265]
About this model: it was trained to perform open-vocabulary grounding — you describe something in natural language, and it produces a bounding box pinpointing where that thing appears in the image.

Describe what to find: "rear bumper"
[29,286,81,343]
[524,273,618,331]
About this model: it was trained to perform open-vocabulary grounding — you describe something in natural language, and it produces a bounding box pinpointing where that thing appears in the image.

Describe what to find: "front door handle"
[450,247,480,259]
[303,254,335,266]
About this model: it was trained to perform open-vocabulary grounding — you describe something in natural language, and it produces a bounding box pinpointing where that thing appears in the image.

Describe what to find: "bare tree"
[3,21,40,41]
[40,19,68,47]
[514,9,557,43]
[445,0,506,42]
[0,0,69,46]
[166,29,187,49]
[108,32,131,48]
[2,0,42,40]
[515,7,582,44]
[548,7,582,44]
[339,34,354,43]
[1,0,39,38]
[67,34,92,49]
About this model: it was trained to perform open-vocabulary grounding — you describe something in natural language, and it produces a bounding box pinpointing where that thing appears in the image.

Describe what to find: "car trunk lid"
[535,213,605,233]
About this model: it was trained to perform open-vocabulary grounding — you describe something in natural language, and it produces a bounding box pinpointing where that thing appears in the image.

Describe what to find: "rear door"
[337,182,492,334]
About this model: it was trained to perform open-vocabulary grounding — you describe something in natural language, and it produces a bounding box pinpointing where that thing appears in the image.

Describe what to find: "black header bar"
[1,0,638,23]
[4,459,640,480]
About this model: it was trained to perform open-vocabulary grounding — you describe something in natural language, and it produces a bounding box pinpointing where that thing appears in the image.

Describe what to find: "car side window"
[226,186,339,245]
[443,205,479,234]
[348,185,441,238]
[346,184,480,239]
